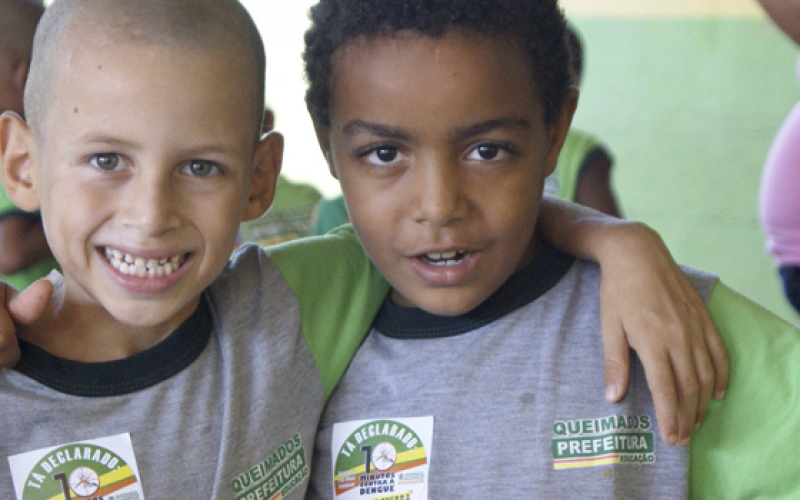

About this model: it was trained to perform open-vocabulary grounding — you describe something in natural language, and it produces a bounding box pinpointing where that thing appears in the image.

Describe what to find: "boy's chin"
[101,297,200,333]
[390,288,486,317]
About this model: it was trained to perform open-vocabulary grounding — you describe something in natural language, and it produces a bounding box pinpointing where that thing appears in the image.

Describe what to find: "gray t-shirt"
[0,234,387,499]
[310,245,718,499]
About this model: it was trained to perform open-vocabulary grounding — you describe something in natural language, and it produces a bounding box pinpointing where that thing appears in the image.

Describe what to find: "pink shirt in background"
[760,93,800,266]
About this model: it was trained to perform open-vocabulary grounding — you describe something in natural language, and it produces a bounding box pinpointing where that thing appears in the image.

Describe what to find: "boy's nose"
[410,158,468,227]
[119,173,181,235]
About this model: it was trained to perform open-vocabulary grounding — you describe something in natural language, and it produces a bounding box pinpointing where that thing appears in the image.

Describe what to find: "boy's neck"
[18,281,200,363]
[513,234,543,275]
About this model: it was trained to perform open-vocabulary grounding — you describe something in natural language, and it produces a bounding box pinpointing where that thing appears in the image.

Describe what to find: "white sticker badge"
[331,416,433,500]
[8,433,145,500]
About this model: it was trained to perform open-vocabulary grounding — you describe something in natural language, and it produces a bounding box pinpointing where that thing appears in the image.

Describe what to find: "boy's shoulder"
[690,281,800,496]
[215,226,383,303]
[212,230,389,399]
[565,256,719,305]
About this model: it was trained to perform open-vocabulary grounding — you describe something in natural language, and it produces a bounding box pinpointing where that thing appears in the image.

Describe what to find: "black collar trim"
[375,243,574,339]
[14,297,213,397]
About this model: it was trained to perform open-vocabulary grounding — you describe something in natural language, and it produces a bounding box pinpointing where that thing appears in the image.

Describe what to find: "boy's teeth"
[103,248,185,278]
[422,250,466,266]
[425,251,460,260]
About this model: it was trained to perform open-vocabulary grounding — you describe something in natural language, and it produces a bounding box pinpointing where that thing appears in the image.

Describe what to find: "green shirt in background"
[239,174,322,247]
[0,187,59,290]
[544,129,611,202]
[312,195,349,236]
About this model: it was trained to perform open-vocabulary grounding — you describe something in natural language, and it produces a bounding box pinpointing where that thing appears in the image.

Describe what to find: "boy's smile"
[319,31,575,316]
[101,247,186,279]
[0,37,278,357]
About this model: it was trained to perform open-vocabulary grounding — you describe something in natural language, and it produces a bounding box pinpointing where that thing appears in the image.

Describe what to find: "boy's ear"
[0,111,41,211]
[241,130,284,222]
[544,89,579,177]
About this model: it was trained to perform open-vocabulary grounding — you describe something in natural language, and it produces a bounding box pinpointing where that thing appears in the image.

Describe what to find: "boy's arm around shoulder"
[691,283,800,498]
[538,197,728,446]
[265,227,390,399]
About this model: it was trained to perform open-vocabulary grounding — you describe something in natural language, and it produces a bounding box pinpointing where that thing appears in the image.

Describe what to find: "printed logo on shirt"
[230,433,309,500]
[8,433,144,500]
[331,417,434,500]
[551,414,656,470]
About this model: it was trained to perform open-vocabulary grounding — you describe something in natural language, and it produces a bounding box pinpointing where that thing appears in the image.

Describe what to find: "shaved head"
[24,0,266,140]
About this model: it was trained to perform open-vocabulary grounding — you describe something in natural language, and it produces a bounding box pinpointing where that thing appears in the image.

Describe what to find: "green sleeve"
[265,226,390,400]
[690,282,800,498]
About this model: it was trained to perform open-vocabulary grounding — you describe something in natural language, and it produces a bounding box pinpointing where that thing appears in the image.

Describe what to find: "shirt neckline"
[374,243,574,339]
[14,296,213,397]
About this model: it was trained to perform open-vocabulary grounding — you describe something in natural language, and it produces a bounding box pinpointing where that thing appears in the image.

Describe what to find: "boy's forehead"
[26,0,266,139]
[54,39,251,107]
[36,26,260,141]
[51,31,251,96]
[336,31,537,83]
[33,42,258,159]
[332,31,543,113]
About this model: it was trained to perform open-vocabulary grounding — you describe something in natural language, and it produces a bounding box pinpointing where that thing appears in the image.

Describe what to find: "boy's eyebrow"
[340,117,532,141]
[341,120,411,140]
[75,134,240,156]
[453,117,533,140]
[76,134,140,150]
[183,144,242,157]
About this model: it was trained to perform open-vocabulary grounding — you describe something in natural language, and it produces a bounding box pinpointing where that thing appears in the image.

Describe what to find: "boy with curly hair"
[301,0,800,498]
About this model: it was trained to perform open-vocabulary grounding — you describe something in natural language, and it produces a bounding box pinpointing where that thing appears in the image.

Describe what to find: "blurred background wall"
[557,0,800,324]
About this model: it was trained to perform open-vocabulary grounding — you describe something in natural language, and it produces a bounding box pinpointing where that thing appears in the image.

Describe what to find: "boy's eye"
[364,146,405,165]
[466,144,505,161]
[184,160,220,177]
[376,147,397,163]
[89,153,123,170]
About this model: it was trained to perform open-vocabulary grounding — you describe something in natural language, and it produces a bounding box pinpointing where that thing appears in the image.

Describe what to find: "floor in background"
[571,17,800,323]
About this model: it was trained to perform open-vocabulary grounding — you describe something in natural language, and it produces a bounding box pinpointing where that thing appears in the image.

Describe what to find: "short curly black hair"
[303,0,572,128]
[567,24,584,85]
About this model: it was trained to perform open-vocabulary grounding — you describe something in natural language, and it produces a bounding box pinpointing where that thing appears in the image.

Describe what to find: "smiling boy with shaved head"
[0,0,388,497]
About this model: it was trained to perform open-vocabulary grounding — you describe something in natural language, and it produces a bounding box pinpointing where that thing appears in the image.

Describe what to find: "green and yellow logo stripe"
[43,465,138,500]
